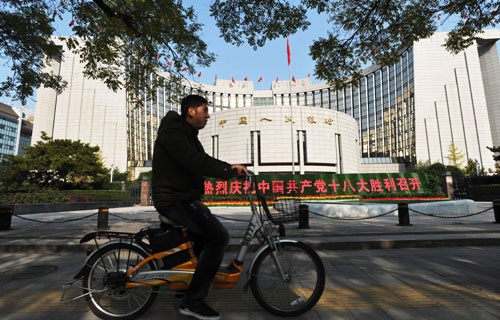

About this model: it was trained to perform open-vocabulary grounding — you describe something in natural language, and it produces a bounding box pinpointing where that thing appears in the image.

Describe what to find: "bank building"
[33,30,500,178]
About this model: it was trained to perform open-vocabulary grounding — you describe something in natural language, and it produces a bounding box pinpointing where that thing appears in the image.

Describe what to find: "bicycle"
[61,171,325,319]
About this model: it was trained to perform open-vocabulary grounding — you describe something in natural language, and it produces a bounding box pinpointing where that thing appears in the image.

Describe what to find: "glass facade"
[0,114,19,161]
[17,120,33,155]
[127,49,415,173]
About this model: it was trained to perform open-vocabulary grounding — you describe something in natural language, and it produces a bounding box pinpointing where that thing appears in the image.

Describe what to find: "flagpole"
[287,37,295,175]
[289,66,295,175]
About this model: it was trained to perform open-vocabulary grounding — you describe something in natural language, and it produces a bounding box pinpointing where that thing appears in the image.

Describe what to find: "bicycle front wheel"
[250,241,325,317]
[82,243,158,320]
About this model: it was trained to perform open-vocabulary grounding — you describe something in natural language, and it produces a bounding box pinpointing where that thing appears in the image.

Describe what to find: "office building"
[33,30,500,177]
[0,103,33,159]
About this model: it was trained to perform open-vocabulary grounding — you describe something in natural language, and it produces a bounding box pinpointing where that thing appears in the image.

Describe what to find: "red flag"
[437,13,442,21]
[307,72,310,78]
[232,76,235,83]
[292,76,296,82]
[197,71,202,77]
[244,76,248,81]
[287,38,291,66]
[181,66,188,71]
[258,76,263,82]
[167,61,173,66]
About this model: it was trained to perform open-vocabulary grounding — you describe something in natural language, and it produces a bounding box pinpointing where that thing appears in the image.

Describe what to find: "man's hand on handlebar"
[231,164,248,178]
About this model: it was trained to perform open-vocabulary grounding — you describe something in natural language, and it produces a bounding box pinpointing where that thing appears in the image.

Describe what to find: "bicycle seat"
[158,215,184,228]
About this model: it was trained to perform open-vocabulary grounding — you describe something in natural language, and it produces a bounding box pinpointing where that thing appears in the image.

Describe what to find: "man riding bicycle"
[152,94,247,320]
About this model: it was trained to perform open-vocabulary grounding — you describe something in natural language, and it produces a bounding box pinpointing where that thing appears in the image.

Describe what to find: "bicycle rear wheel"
[82,243,158,320]
[250,241,325,316]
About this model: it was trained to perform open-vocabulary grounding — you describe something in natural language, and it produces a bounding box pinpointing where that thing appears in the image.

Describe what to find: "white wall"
[198,106,360,174]
[33,38,128,172]
[413,31,498,171]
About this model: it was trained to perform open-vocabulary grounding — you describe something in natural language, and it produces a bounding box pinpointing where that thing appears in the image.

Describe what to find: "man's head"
[180,95,210,129]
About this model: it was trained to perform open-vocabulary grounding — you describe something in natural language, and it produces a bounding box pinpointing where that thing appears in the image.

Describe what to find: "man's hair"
[180,95,208,119]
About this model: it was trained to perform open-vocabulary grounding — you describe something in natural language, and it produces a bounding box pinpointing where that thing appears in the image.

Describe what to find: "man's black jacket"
[151,111,232,207]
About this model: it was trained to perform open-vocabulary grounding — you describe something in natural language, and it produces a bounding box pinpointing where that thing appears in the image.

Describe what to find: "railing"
[1,200,499,231]
[297,200,499,228]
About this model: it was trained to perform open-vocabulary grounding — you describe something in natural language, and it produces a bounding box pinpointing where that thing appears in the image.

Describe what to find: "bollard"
[298,204,310,229]
[494,199,500,224]
[0,205,14,231]
[397,203,411,226]
[97,206,109,230]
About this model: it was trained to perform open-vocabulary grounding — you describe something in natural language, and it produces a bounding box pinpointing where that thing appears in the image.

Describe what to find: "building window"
[253,97,274,106]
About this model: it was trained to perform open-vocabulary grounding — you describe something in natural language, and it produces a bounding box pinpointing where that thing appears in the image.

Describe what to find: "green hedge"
[467,176,500,186]
[467,184,500,201]
[0,190,130,205]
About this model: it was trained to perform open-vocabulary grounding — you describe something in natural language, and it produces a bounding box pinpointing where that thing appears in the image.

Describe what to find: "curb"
[2,237,500,253]
[306,237,500,250]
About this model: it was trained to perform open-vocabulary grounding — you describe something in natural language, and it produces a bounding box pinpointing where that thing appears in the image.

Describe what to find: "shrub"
[0,190,130,204]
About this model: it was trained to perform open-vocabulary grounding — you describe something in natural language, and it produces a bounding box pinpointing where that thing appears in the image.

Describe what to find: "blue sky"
[183,2,326,86]
[0,3,496,111]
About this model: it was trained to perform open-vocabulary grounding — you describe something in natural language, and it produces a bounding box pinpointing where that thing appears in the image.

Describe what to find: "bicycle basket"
[258,193,300,224]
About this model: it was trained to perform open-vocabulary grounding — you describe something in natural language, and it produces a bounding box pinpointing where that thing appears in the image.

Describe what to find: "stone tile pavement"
[0,201,499,319]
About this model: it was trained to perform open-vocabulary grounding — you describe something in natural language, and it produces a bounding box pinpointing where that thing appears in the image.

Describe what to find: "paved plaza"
[0,202,499,319]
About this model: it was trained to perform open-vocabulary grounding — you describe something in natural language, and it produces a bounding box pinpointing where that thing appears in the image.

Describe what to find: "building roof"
[0,102,19,120]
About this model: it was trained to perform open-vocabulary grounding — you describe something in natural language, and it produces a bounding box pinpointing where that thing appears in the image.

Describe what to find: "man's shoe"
[179,302,221,320]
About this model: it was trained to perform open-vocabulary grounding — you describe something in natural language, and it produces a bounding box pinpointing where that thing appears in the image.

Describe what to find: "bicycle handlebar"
[244,170,257,193]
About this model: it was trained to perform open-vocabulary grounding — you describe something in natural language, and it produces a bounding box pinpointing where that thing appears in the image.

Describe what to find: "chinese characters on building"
[216,115,333,126]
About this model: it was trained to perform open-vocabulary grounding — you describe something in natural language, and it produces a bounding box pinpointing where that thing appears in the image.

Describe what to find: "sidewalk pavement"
[0,201,499,252]
[1,202,500,320]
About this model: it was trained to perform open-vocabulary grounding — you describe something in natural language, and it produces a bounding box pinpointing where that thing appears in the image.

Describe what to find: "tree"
[487,146,500,174]
[211,0,499,87]
[1,0,214,104]
[446,143,465,168]
[1,1,498,104]
[0,154,31,191]
[487,146,500,161]
[464,158,485,176]
[0,132,108,190]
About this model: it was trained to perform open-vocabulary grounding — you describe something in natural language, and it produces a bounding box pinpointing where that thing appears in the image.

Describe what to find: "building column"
[298,130,305,174]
